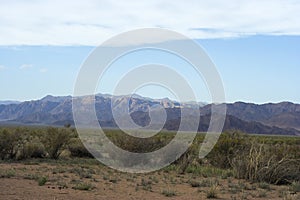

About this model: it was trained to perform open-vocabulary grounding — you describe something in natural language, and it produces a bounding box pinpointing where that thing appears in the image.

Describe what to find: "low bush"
[20,139,46,159]
[0,126,299,186]
[37,176,48,186]
[161,189,176,197]
[231,140,300,184]
[72,182,94,190]
[290,181,300,193]
[0,169,16,178]
[207,131,249,169]
[205,131,300,185]
[41,127,72,159]
[0,129,23,160]
[206,184,218,198]
[68,138,93,158]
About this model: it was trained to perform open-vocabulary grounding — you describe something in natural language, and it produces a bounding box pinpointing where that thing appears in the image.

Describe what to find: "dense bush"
[68,138,93,158]
[231,141,300,184]
[106,130,174,153]
[21,139,46,159]
[206,131,249,169]
[0,127,73,160]
[0,129,23,159]
[0,126,299,185]
[206,131,300,184]
[41,127,72,159]
[174,136,202,174]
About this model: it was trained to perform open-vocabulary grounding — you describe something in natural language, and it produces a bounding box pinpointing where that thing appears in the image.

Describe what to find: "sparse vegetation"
[258,190,267,198]
[138,178,153,191]
[68,138,93,158]
[290,181,300,193]
[258,182,271,191]
[230,139,300,184]
[207,131,300,184]
[162,188,176,197]
[72,182,94,190]
[23,173,38,180]
[0,127,299,199]
[206,184,218,198]
[189,180,202,187]
[37,176,48,186]
[0,169,16,178]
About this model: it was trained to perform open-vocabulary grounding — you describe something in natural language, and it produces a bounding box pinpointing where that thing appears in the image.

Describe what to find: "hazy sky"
[0,1,299,103]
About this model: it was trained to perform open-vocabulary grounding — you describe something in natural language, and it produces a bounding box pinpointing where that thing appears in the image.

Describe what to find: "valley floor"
[0,159,298,200]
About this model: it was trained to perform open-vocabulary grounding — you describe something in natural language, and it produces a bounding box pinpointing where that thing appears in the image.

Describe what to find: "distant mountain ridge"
[0,100,20,105]
[0,94,299,136]
[200,102,300,130]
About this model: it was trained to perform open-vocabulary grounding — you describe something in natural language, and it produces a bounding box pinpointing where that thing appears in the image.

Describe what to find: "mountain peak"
[42,95,55,99]
[41,95,71,103]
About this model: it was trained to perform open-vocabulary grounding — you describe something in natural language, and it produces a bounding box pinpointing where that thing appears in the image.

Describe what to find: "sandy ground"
[0,162,298,200]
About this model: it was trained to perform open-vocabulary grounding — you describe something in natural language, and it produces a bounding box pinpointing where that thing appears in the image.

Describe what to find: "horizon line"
[1,93,299,106]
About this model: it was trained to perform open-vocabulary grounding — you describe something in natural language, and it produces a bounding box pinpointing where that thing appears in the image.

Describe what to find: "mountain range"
[0,100,20,105]
[0,94,299,136]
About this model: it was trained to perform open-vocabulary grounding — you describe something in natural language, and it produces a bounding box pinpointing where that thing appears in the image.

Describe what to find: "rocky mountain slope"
[0,94,299,135]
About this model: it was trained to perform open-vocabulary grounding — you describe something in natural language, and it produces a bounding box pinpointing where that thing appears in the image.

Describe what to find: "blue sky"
[1,35,299,103]
[0,1,300,103]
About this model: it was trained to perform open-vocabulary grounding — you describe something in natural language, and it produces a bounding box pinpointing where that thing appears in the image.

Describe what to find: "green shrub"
[207,131,248,169]
[206,184,218,198]
[185,165,231,178]
[72,182,93,190]
[290,181,300,193]
[162,189,176,197]
[23,174,39,180]
[231,141,300,184]
[258,190,267,198]
[0,169,16,178]
[175,142,200,174]
[0,129,23,160]
[68,138,93,158]
[37,176,48,186]
[21,139,46,159]
[189,180,202,187]
[205,131,300,185]
[42,127,72,159]
[258,182,271,190]
[69,167,95,179]
[139,178,152,191]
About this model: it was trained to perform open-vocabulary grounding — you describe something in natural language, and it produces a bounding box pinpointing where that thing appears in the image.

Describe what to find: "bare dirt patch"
[0,161,298,200]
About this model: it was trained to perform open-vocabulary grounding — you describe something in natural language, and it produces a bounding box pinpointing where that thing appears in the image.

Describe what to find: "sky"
[0,0,300,103]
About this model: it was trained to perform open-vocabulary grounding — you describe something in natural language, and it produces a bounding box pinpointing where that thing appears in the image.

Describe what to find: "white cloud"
[39,68,48,73]
[19,64,33,70]
[0,65,6,70]
[0,0,299,46]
